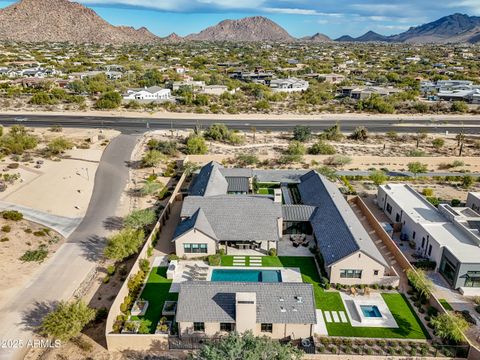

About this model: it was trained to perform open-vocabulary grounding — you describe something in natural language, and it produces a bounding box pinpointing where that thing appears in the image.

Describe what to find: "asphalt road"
[1,114,480,134]
[0,134,138,360]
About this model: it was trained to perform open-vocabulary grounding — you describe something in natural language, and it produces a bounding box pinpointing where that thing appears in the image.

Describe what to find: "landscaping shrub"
[2,210,23,221]
[1,225,11,232]
[107,265,116,276]
[208,254,221,266]
[103,275,110,284]
[268,248,277,257]
[427,306,438,317]
[139,259,150,273]
[33,230,47,237]
[168,254,179,262]
[19,246,48,262]
[413,260,436,270]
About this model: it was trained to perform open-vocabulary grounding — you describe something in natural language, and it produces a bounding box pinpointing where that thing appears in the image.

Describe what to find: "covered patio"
[220,240,277,256]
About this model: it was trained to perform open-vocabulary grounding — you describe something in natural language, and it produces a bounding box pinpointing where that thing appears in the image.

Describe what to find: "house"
[378,184,480,295]
[123,86,171,101]
[172,80,205,92]
[176,282,317,339]
[173,162,396,286]
[202,85,234,96]
[342,86,400,100]
[318,73,345,84]
[437,89,480,104]
[466,192,480,213]
[270,78,309,93]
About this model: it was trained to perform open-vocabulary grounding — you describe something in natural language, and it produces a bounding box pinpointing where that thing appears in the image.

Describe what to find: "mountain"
[335,35,356,42]
[301,33,332,42]
[186,16,295,42]
[355,31,388,42]
[162,33,184,42]
[390,13,480,43]
[0,0,159,44]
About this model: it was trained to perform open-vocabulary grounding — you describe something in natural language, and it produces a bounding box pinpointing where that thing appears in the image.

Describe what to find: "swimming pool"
[360,305,382,318]
[211,269,282,283]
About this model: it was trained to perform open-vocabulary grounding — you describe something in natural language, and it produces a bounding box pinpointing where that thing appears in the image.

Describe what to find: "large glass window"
[220,323,235,332]
[340,269,362,279]
[465,272,480,288]
[261,323,273,333]
[193,322,205,332]
[386,203,392,214]
[184,243,208,254]
[439,257,457,285]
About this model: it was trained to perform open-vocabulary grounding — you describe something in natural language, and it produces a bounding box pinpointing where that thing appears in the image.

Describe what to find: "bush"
[2,210,23,221]
[107,265,116,276]
[46,137,74,155]
[349,126,369,141]
[19,246,48,262]
[1,225,11,233]
[208,254,221,266]
[185,134,208,155]
[292,125,312,142]
[324,155,352,166]
[95,91,122,109]
[139,259,150,273]
[286,141,306,156]
[309,141,336,155]
[268,248,276,257]
[451,199,461,207]
[168,254,179,262]
[422,188,434,197]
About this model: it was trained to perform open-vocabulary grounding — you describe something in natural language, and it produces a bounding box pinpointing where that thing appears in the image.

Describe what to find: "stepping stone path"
[339,311,348,323]
[233,256,246,266]
[324,311,332,323]
[332,311,340,323]
[249,257,262,267]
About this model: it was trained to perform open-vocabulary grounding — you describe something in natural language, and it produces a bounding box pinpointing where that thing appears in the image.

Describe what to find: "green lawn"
[223,255,428,339]
[439,298,454,311]
[133,267,178,333]
[257,188,274,195]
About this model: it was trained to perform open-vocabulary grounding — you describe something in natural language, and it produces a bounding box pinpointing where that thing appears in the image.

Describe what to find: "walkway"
[0,134,139,360]
[0,201,81,237]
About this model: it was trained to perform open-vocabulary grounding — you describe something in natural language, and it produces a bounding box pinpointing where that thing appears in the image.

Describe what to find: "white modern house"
[270,78,309,93]
[123,86,171,102]
[378,184,480,295]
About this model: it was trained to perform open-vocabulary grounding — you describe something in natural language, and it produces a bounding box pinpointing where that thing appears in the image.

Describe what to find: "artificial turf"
[439,298,454,311]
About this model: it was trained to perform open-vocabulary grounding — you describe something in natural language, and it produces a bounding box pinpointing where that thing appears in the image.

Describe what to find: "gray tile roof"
[226,177,250,193]
[298,171,389,267]
[282,205,317,222]
[220,168,253,178]
[173,208,217,241]
[180,195,282,242]
[189,161,228,196]
[176,282,316,324]
[253,170,309,184]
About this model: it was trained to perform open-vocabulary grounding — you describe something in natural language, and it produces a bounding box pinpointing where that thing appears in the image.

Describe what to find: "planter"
[121,320,140,334]
[155,320,172,335]
[162,301,177,316]
[131,300,149,316]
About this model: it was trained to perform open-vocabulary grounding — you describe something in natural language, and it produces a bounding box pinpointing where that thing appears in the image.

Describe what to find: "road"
[1,114,480,134]
[337,170,480,178]
[0,134,138,360]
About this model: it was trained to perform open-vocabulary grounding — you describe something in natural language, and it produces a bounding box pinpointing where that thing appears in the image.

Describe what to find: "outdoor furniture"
[301,240,310,247]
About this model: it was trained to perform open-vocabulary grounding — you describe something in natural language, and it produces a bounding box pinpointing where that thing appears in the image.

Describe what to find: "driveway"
[0,134,139,360]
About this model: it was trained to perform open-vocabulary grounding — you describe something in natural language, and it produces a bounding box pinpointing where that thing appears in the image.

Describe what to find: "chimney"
[235,292,256,333]
[273,188,282,203]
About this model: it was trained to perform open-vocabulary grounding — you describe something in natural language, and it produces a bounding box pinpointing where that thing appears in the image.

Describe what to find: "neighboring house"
[270,78,309,93]
[420,79,478,96]
[341,86,400,100]
[123,86,171,101]
[202,85,235,96]
[172,80,205,92]
[174,162,396,286]
[176,282,317,339]
[318,73,345,84]
[229,69,274,84]
[437,89,480,104]
[466,192,480,213]
[378,184,480,295]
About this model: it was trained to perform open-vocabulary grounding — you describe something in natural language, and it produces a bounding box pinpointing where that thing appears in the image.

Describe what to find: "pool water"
[211,269,282,283]
[360,305,382,318]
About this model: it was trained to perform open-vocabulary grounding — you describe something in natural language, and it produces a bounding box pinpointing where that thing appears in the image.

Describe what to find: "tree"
[431,314,469,343]
[141,150,166,168]
[286,141,306,156]
[0,125,38,154]
[462,175,474,189]
[309,141,336,155]
[186,135,208,155]
[104,228,145,261]
[292,125,312,142]
[349,126,369,141]
[40,300,95,342]
[47,137,74,155]
[190,331,302,360]
[432,138,445,150]
[407,162,428,176]
[95,91,122,109]
[369,170,388,185]
[124,209,156,230]
[406,269,434,299]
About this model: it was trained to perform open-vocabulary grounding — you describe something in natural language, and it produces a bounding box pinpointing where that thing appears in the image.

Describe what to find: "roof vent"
[292,307,298,312]
[295,296,303,303]
[279,297,284,302]
[280,306,286,313]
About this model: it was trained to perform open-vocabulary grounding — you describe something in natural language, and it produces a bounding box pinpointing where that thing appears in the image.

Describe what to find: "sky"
[0,0,479,38]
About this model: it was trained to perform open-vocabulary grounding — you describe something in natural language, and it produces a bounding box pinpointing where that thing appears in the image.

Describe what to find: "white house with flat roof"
[123,86,171,101]
[378,184,480,295]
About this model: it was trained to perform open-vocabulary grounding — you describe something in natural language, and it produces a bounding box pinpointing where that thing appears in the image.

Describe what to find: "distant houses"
[421,80,480,104]
[123,86,172,102]
[341,86,400,100]
[270,78,309,93]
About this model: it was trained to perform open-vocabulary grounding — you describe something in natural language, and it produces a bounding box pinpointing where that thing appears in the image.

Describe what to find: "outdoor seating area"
[290,234,309,247]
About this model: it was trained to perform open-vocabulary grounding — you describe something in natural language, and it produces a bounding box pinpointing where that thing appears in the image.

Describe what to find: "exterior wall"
[174,229,217,258]
[106,334,168,351]
[179,322,311,339]
[457,262,480,290]
[467,193,480,213]
[329,251,389,286]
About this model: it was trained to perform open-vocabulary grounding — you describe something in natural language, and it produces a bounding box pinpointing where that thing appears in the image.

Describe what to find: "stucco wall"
[106,334,168,351]
[174,229,217,258]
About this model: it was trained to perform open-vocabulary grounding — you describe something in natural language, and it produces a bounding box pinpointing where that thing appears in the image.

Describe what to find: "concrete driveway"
[0,134,139,360]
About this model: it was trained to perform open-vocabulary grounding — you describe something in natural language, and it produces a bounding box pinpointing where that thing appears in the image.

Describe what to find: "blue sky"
[1,0,479,38]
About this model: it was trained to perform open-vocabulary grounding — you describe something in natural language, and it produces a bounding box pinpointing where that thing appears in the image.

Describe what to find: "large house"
[270,78,309,93]
[123,86,171,101]
[176,282,317,339]
[378,184,480,295]
[173,162,396,286]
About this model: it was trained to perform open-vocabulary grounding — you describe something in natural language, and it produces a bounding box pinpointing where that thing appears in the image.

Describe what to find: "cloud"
[79,0,267,11]
[262,7,343,17]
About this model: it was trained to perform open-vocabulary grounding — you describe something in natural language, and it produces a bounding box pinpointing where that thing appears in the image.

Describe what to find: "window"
[374,270,379,276]
[340,269,362,279]
[184,243,208,254]
[465,271,480,288]
[428,245,432,256]
[421,238,425,248]
[395,213,400,222]
[412,231,416,239]
[220,323,235,332]
[261,323,273,333]
[193,322,205,332]
[386,203,392,214]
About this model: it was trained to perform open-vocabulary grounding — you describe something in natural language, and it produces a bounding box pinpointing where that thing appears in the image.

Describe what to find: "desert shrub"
[1,225,11,232]
[324,155,352,166]
[309,141,336,155]
[0,237,9,242]
[19,246,48,262]
[185,134,208,155]
[349,126,369,141]
[2,210,23,221]
[292,125,312,142]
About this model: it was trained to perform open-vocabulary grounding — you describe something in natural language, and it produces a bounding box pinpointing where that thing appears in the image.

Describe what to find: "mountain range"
[0,0,479,44]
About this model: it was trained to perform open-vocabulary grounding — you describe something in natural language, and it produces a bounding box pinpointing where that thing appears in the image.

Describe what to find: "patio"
[278,236,314,256]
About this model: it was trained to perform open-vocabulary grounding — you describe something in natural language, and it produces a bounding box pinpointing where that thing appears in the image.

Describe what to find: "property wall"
[106,333,168,351]
[329,251,390,286]
[174,229,217,258]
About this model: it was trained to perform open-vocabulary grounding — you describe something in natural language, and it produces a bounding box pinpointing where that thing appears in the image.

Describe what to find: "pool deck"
[340,292,398,328]
[206,266,303,282]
